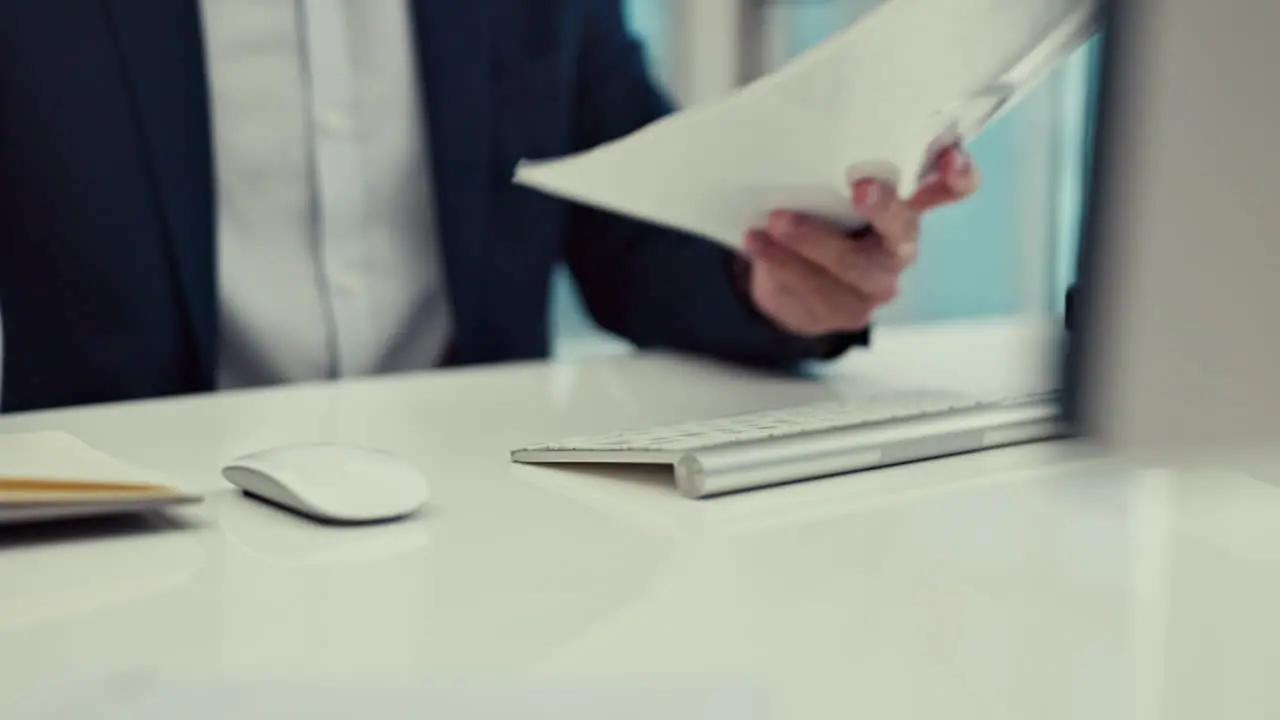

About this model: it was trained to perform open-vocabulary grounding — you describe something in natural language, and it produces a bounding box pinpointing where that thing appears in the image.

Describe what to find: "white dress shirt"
[200,0,452,390]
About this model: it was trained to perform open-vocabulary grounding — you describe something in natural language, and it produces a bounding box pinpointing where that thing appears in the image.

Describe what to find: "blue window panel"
[623,0,669,73]
[1081,35,1103,198]
[1052,35,1103,309]
[911,110,1027,320]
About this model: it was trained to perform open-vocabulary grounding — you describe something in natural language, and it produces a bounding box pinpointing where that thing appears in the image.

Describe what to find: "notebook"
[0,431,202,526]
[514,0,1099,248]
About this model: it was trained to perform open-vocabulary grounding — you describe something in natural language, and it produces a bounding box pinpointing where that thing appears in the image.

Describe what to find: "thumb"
[908,147,979,212]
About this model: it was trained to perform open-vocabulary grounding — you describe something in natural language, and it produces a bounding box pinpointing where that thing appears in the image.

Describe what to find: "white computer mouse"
[221,443,430,524]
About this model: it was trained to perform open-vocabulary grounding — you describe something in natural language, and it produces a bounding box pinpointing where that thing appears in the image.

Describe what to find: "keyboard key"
[523,388,1057,453]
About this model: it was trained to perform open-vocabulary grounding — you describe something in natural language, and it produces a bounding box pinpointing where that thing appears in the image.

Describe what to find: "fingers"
[744,231,876,335]
[765,211,903,302]
[852,179,920,258]
[909,145,981,211]
[739,145,978,337]
[850,144,978,254]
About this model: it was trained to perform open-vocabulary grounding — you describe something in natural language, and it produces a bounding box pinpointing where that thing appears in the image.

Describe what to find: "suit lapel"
[410,0,493,359]
[101,0,217,381]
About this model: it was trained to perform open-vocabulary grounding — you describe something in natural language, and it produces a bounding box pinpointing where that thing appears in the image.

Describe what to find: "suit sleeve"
[562,0,868,369]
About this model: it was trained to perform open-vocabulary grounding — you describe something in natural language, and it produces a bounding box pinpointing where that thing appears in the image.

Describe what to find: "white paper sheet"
[0,431,171,483]
[515,0,1099,249]
[0,431,201,525]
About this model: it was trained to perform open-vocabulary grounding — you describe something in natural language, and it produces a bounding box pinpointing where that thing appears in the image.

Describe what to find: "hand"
[741,145,980,337]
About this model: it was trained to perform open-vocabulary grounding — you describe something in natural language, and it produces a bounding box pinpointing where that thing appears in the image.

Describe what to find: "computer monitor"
[1065,0,1280,463]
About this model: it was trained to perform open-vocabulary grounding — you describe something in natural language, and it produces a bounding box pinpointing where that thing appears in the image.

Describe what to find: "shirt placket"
[300,0,368,378]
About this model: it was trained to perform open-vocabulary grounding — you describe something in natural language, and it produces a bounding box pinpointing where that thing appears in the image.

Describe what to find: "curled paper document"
[515,0,1099,249]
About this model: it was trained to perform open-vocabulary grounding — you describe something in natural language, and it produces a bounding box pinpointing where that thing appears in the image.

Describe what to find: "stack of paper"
[515,0,1099,248]
[0,432,201,526]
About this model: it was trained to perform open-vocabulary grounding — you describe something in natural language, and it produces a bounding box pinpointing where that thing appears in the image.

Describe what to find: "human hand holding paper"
[741,145,980,337]
[512,0,1095,352]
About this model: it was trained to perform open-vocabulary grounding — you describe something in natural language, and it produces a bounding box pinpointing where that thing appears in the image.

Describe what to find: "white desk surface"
[2,316,1280,719]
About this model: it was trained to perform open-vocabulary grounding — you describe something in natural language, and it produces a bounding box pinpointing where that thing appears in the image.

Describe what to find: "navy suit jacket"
[0,0,865,412]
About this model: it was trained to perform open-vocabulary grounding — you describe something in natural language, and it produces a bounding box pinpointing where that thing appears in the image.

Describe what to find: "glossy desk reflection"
[2,317,1279,720]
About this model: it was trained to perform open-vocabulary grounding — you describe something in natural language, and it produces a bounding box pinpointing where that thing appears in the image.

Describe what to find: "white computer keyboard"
[520,388,1058,453]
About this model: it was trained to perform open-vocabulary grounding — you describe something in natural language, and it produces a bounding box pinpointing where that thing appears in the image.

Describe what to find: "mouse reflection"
[212,479,676,678]
[212,493,432,673]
